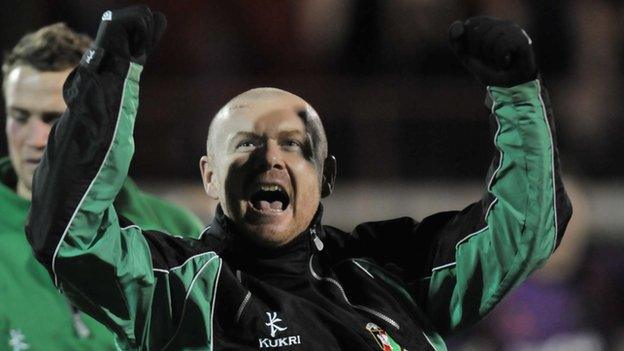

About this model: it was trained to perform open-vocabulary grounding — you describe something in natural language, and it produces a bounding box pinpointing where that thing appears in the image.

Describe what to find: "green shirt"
[0,157,204,351]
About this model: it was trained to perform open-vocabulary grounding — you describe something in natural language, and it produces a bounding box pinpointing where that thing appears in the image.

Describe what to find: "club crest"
[366,323,406,351]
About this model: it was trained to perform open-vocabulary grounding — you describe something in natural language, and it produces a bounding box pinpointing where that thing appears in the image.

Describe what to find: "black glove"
[449,16,537,87]
[91,5,167,66]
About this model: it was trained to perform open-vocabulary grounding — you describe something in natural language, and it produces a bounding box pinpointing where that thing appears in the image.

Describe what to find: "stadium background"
[2,0,623,350]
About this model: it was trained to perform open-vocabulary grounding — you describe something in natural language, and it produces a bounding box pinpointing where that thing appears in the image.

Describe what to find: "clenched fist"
[92,5,167,65]
[449,16,537,87]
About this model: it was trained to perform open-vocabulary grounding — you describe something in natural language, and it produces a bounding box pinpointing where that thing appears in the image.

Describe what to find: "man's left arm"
[418,80,571,336]
[345,17,572,336]
[416,17,573,335]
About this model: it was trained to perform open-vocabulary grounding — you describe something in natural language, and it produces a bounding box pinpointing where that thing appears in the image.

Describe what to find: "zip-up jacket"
[25,49,571,350]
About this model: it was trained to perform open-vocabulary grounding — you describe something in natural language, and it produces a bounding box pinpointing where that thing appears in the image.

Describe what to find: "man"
[1,23,205,350]
[26,6,571,351]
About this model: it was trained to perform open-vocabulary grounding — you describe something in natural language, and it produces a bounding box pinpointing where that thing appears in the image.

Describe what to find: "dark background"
[3,0,623,182]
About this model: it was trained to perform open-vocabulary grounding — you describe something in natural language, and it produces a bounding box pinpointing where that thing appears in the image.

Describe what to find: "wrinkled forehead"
[4,65,70,112]
[214,94,318,141]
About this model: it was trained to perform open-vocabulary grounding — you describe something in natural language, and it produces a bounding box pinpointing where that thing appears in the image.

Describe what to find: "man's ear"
[199,155,219,200]
[321,155,337,198]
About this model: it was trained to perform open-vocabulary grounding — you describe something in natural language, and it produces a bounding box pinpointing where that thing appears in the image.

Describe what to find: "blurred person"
[26,7,571,351]
[0,23,204,350]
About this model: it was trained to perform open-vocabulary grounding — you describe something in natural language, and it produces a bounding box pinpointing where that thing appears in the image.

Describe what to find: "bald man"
[27,7,571,351]
[200,87,335,248]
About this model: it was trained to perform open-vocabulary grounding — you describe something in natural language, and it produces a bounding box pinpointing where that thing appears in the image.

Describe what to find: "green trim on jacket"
[0,156,204,351]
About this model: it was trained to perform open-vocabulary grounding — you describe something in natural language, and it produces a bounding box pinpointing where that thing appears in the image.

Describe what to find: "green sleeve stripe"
[536,82,559,252]
[430,80,557,275]
[150,251,219,275]
[428,80,557,329]
[482,98,505,195]
[162,253,222,351]
[428,102,506,275]
[441,85,506,253]
[428,226,489,276]
[51,62,143,287]
[422,331,446,351]
[170,251,218,272]
[479,79,558,268]
[430,261,457,273]
[210,259,223,351]
[183,255,220,300]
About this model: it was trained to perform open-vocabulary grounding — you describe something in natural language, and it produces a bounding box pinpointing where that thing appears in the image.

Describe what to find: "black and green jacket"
[0,156,204,351]
[26,50,571,350]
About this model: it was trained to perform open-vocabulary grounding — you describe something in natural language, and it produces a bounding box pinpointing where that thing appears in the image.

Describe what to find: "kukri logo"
[258,312,302,348]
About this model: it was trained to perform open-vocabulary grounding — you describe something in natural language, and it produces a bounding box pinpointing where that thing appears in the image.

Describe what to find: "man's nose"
[26,117,51,149]
[260,140,285,170]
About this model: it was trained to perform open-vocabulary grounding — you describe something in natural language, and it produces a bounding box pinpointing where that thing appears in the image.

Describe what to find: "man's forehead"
[214,90,319,134]
[217,105,308,135]
[4,66,70,112]
[224,90,307,115]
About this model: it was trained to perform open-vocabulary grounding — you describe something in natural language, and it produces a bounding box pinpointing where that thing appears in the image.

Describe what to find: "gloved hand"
[92,5,167,65]
[449,16,537,87]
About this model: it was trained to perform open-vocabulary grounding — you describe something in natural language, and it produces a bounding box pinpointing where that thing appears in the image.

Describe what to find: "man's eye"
[9,112,29,123]
[282,140,303,150]
[236,141,257,151]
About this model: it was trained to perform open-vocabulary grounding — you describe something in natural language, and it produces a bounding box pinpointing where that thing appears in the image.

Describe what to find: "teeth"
[260,185,282,192]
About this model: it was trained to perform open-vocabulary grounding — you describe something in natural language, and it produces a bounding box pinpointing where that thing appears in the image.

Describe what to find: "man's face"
[4,65,70,199]
[203,91,323,247]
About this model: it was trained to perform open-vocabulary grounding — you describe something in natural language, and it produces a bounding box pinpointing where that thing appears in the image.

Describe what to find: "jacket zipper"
[235,291,252,323]
[310,227,324,251]
[234,270,252,323]
[308,254,400,330]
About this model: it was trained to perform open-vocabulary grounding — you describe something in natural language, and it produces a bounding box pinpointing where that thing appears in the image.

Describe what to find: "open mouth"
[249,184,290,212]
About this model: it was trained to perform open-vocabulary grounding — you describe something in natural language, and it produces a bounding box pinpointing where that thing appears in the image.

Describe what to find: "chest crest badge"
[366,323,406,351]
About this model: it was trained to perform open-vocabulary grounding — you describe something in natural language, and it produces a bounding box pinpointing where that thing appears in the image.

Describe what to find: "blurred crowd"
[3,0,624,179]
[2,0,624,349]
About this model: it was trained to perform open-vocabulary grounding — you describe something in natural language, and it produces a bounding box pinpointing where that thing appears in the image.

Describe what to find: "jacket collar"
[203,204,325,277]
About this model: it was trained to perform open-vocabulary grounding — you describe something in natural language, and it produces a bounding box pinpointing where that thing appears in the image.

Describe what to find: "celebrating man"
[26,6,571,351]
[1,23,204,350]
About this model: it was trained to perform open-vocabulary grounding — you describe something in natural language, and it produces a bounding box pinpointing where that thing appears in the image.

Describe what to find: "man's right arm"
[25,38,152,345]
[25,7,222,349]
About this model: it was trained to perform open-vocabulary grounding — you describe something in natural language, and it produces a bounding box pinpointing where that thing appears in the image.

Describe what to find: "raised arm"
[416,17,573,335]
[420,85,570,335]
[343,17,572,336]
[25,7,221,349]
